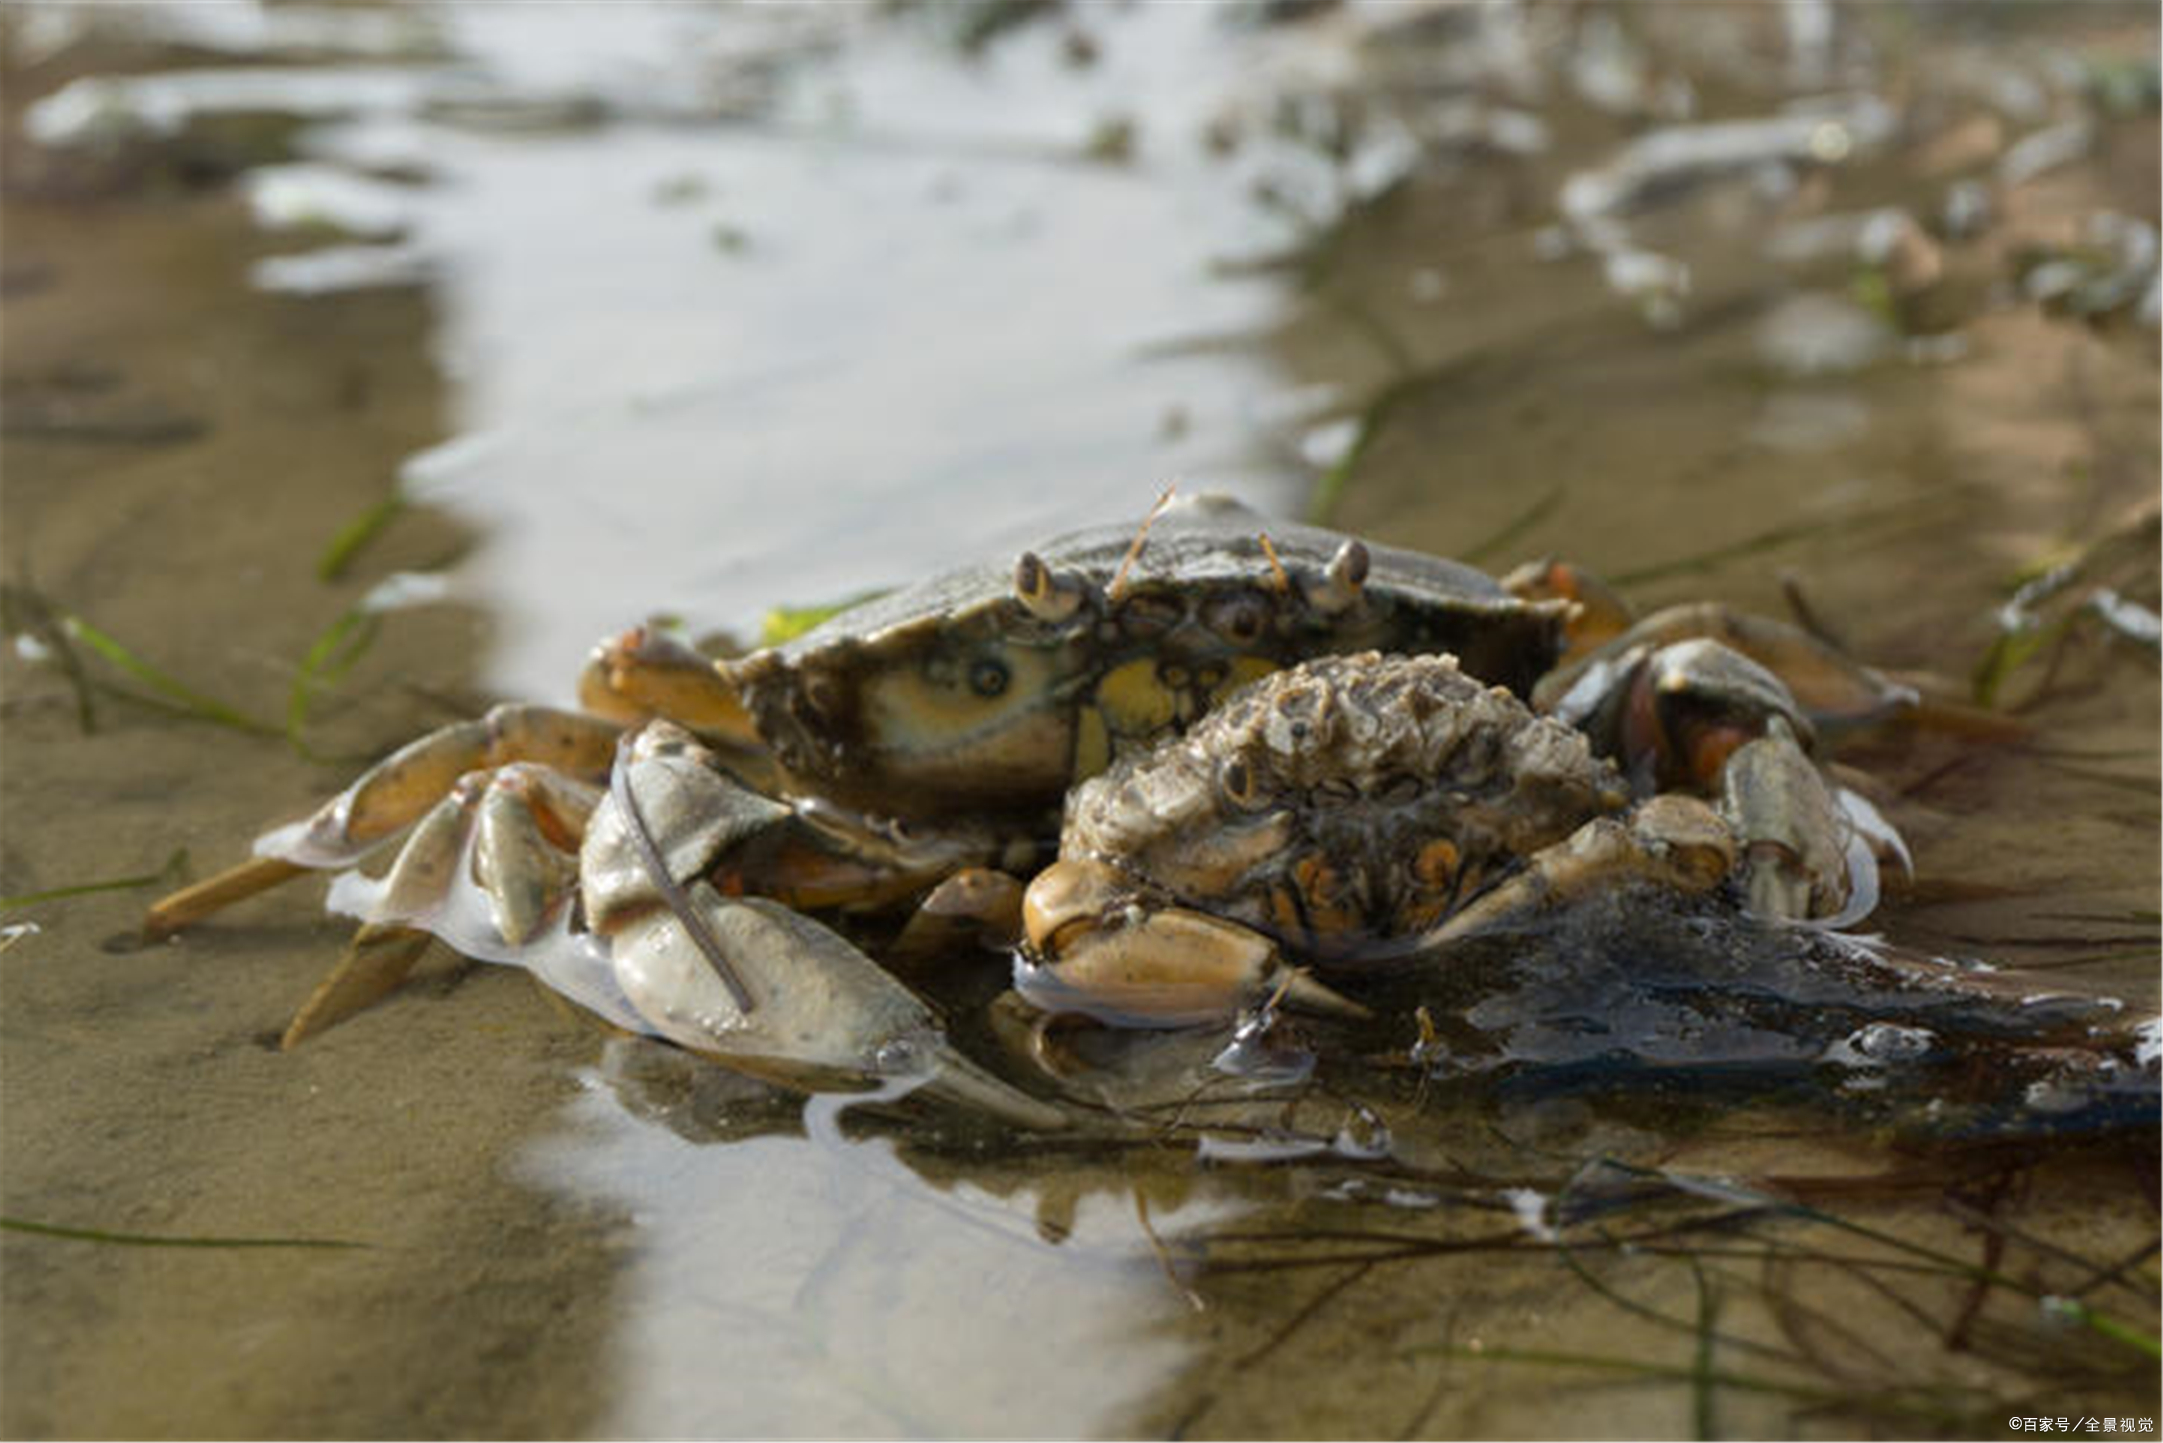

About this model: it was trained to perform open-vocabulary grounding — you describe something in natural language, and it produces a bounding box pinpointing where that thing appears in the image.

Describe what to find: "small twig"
[608,734,755,1013]
[1134,1188,1205,1313]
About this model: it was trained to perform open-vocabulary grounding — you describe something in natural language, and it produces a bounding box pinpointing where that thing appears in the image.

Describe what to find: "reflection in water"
[541,998,2158,1440]
[257,1,1381,695]
[523,1048,1216,1438]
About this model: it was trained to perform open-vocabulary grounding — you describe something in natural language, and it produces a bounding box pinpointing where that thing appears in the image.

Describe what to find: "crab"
[145,495,1918,1123]
[1009,651,2154,1126]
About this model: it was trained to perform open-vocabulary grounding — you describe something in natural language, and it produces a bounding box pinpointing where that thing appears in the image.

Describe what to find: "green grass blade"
[59,614,277,736]
[315,494,406,582]
[1416,1345,1972,1427]
[2042,1295,2162,1359]
[757,589,889,647]
[2,1216,368,1249]
[1690,1257,1719,1441]
[0,849,189,911]
[1303,381,1411,527]
[285,607,381,759]
[1464,485,1565,567]
[1,582,99,733]
[1625,1160,2161,1360]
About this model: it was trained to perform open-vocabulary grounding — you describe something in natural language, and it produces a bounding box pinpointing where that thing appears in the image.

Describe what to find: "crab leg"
[144,703,624,937]
[263,704,624,867]
[143,856,310,939]
[273,779,479,1047]
[1547,636,1905,926]
[890,867,1028,965]
[1717,715,1872,924]
[473,765,600,946]
[576,625,758,745]
[1534,602,1920,734]
[275,763,603,1044]
[281,924,437,1050]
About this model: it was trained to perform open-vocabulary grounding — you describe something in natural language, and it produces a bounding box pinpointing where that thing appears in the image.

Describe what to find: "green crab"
[147,496,1916,1122]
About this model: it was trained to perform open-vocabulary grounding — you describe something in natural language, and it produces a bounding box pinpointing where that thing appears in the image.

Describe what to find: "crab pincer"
[581,723,1068,1128]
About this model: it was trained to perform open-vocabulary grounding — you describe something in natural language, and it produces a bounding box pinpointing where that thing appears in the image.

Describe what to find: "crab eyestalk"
[1012,550,1093,622]
[1301,538,1369,615]
[1015,857,1364,1027]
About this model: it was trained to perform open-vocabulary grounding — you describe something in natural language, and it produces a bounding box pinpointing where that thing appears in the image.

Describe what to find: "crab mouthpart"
[1017,858,1362,1027]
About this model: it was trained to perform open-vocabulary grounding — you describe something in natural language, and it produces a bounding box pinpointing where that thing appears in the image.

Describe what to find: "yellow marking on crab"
[1210,655,1279,705]
[1291,853,1364,942]
[857,645,1068,755]
[1093,657,1183,738]
[1397,836,1463,933]
[1072,708,1112,782]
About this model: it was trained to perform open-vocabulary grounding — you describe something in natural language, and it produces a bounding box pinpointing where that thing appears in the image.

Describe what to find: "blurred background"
[2,2,2157,1437]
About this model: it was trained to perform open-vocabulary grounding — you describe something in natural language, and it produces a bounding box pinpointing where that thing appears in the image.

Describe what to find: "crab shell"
[720,496,1570,820]
[1016,652,1645,1025]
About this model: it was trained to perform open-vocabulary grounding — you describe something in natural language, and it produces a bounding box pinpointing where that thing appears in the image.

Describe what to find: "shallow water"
[3,3,2158,1438]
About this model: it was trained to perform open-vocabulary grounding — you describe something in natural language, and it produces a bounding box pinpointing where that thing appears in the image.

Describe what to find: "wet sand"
[1,168,626,1437]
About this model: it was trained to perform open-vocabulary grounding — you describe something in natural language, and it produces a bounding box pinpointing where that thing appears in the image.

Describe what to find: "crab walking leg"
[261,704,625,867]
[275,780,477,1048]
[1552,635,1903,926]
[472,765,601,946]
[1534,602,1919,734]
[890,867,1029,965]
[282,925,436,1051]
[143,704,624,937]
[143,856,311,940]
[576,625,758,745]
[280,765,601,1045]
[1717,715,1873,924]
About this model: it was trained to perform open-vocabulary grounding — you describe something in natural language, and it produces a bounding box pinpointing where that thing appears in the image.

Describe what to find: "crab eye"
[1203,591,1269,646]
[1218,756,1258,808]
[801,673,842,718]
[1117,593,1182,639]
[968,657,1011,697]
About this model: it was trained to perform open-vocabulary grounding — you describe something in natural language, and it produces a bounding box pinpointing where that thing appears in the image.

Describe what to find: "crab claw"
[608,886,1069,1129]
[582,723,1068,1129]
[1427,794,1737,944]
[1015,858,1366,1027]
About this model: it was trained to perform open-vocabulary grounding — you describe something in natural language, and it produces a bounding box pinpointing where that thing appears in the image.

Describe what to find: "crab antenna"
[1107,484,1178,604]
[1256,532,1293,594]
